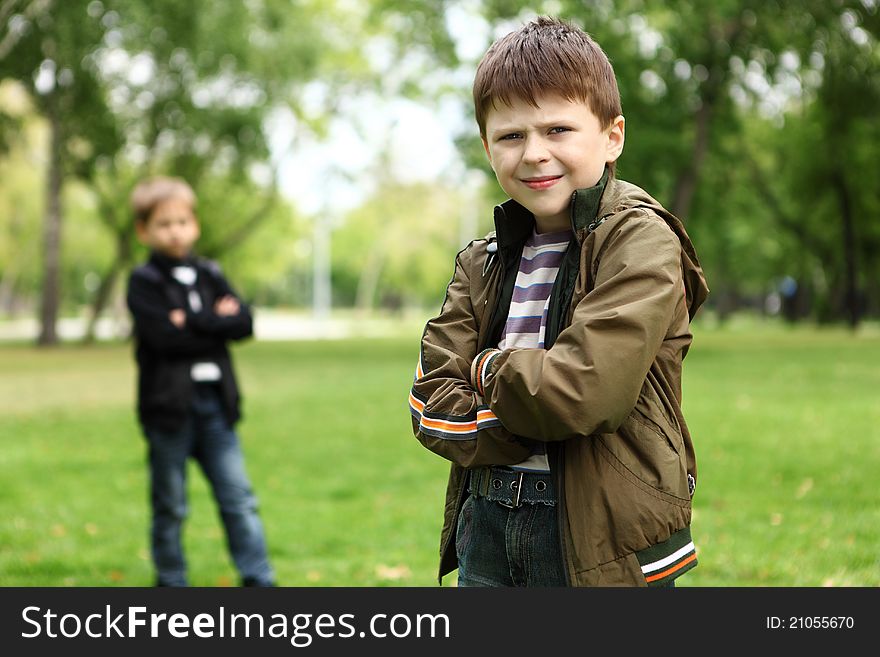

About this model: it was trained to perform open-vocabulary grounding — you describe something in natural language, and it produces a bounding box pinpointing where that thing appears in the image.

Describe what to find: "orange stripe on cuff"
[475,350,496,395]
[420,417,478,433]
[644,553,697,583]
[408,392,425,413]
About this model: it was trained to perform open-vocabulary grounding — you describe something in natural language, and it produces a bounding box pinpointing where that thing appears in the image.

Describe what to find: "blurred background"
[0,0,877,341]
[0,1,878,587]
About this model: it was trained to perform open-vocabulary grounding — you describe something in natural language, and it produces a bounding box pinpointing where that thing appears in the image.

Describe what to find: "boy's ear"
[605,115,625,163]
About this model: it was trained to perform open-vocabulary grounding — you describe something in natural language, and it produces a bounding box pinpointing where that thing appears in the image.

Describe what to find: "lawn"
[0,322,878,586]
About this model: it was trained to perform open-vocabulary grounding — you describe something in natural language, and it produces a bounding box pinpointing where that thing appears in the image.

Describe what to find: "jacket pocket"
[599,409,689,501]
[634,378,684,455]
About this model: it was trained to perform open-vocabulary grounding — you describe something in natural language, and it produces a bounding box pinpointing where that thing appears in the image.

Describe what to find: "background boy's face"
[482,94,624,233]
[136,198,200,259]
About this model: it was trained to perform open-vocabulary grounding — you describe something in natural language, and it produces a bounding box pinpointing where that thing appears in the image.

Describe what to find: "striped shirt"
[499,227,572,472]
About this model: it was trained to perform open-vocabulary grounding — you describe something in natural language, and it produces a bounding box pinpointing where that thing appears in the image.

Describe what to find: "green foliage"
[0,0,375,329]
[332,181,475,310]
[0,0,122,176]
[0,94,43,310]
[368,0,460,70]
[369,0,880,324]
[190,177,309,306]
[2,0,879,325]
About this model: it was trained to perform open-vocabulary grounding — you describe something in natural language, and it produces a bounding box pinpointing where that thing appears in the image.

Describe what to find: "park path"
[0,309,428,342]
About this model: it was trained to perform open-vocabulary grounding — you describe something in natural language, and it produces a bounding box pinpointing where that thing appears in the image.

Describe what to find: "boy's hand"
[168,309,186,328]
[214,295,240,317]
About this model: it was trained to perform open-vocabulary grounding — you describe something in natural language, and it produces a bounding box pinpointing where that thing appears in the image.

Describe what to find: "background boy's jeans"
[455,492,568,587]
[145,383,274,586]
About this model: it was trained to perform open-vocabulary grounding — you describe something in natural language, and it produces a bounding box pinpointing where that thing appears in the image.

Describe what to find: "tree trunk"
[37,92,63,346]
[83,251,126,343]
[744,151,833,262]
[670,94,714,222]
[831,170,859,329]
[668,7,744,224]
[82,219,134,343]
[202,189,278,257]
[862,242,879,318]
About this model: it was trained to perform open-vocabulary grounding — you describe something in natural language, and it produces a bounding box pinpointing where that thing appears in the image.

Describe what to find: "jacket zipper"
[545,237,576,587]
[544,193,603,587]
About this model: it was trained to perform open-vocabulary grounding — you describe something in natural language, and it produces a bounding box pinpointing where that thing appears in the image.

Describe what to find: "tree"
[364,0,880,324]
[71,0,336,342]
[332,179,478,311]
[0,0,371,342]
[0,0,118,344]
[743,2,880,326]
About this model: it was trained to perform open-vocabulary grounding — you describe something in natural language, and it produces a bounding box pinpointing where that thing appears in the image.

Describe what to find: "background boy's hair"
[473,16,622,144]
[131,176,197,223]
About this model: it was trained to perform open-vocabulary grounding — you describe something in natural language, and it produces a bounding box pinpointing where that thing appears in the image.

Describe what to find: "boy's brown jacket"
[409,174,709,586]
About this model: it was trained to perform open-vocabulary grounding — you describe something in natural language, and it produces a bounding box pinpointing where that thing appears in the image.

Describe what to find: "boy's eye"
[499,132,522,141]
[549,126,571,134]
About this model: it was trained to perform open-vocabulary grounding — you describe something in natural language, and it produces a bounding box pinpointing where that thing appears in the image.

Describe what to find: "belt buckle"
[498,471,524,509]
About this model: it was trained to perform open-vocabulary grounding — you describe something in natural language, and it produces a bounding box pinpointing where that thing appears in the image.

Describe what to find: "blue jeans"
[455,492,568,587]
[145,384,274,586]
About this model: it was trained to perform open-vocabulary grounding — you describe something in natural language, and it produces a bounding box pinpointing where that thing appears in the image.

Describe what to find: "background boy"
[127,176,275,587]
[409,17,709,586]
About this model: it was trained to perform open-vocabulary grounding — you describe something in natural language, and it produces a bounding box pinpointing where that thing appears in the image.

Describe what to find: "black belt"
[468,466,556,508]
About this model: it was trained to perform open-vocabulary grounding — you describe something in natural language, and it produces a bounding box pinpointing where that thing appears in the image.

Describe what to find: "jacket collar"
[148,250,196,274]
[570,166,610,233]
[493,166,610,251]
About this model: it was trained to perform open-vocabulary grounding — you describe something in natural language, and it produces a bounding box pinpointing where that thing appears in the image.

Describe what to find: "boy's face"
[136,198,200,260]
[482,94,624,233]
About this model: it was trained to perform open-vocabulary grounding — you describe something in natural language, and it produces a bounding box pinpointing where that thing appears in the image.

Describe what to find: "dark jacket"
[409,173,709,586]
[126,252,252,432]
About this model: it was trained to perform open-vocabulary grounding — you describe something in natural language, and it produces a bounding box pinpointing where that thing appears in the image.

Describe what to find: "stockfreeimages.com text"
[22,605,450,647]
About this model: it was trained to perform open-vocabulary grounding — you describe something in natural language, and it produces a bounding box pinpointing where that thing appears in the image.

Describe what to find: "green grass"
[0,323,878,586]
[681,323,880,586]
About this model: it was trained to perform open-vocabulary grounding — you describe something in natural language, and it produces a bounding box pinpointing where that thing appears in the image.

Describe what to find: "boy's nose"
[521,136,550,164]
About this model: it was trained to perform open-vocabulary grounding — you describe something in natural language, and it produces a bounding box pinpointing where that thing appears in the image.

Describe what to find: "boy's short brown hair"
[473,16,622,138]
[131,176,196,224]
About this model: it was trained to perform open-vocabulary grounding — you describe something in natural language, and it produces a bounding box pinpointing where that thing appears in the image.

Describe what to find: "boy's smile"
[521,175,563,190]
[482,94,624,233]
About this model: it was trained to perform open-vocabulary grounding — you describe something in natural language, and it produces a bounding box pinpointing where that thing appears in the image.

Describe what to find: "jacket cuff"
[471,348,502,396]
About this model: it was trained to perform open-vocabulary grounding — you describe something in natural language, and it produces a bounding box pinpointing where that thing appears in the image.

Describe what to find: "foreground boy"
[409,17,709,586]
[127,177,275,587]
